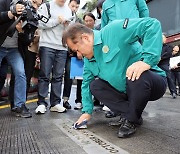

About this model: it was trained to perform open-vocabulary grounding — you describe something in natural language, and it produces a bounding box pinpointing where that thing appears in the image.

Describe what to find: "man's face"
[69,1,79,13]
[173,46,179,53]
[56,0,66,7]
[31,0,42,10]
[66,34,94,59]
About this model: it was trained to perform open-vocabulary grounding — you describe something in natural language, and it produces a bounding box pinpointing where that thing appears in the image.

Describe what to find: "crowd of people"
[0,0,180,138]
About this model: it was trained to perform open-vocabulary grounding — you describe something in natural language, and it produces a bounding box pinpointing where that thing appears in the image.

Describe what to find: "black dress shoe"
[63,101,71,109]
[105,111,117,118]
[118,119,136,138]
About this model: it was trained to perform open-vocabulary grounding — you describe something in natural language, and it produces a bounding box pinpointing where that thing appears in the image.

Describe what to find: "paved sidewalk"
[0,86,180,154]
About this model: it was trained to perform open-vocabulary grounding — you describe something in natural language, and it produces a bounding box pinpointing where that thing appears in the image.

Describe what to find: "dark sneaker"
[109,116,126,126]
[109,116,143,127]
[14,104,32,118]
[136,116,143,126]
[63,101,71,109]
[105,111,117,118]
[0,97,7,103]
[118,119,136,138]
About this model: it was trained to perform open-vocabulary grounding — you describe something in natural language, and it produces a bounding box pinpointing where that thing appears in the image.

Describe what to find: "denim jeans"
[0,47,26,107]
[38,47,67,107]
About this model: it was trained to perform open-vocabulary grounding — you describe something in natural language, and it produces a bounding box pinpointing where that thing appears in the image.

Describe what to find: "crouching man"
[62,17,167,138]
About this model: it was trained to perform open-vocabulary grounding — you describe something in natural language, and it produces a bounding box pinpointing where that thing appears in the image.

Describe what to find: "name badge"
[102,45,109,53]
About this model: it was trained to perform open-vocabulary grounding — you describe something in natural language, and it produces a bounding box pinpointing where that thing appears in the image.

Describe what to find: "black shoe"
[63,101,71,109]
[0,97,7,103]
[93,99,100,106]
[136,116,143,126]
[109,116,126,126]
[118,119,136,138]
[14,104,32,118]
[172,93,177,99]
[105,111,117,118]
[10,101,15,111]
[11,107,17,112]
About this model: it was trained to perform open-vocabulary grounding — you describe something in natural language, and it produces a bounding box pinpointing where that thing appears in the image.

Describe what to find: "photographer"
[9,0,42,110]
[0,0,31,118]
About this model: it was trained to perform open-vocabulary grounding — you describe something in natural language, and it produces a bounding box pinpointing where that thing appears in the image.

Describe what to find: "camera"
[10,0,41,45]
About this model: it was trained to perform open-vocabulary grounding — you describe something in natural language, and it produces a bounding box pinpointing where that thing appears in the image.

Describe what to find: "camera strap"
[45,2,51,19]
[6,16,22,37]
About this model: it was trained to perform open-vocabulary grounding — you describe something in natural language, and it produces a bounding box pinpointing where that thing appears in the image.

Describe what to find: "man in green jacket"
[101,0,149,28]
[62,17,167,138]
[101,0,149,117]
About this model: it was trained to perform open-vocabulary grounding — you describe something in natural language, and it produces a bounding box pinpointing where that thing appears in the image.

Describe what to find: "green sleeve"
[81,59,95,114]
[136,0,149,17]
[101,4,109,28]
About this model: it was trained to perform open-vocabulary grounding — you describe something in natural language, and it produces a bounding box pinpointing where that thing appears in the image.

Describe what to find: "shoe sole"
[63,106,71,109]
[74,107,82,110]
[15,113,32,118]
[35,111,46,114]
[118,129,137,138]
[50,109,67,113]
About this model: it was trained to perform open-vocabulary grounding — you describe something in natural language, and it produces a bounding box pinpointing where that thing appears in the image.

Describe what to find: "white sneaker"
[102,105,110,111]
[74,102,82,110]
[35,105,46,114]
[50,104,67,113]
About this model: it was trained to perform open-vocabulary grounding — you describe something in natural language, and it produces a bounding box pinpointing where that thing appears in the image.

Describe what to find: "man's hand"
[76,113,91,125]
[126,61,151,81]
[58,15,66,24]
[16,20,23,33]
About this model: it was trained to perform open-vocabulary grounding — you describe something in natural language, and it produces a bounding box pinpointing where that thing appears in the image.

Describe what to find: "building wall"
[148,0,180,36]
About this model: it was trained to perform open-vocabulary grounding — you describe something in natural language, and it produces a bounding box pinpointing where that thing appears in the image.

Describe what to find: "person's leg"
[0,58,8,91]
[24,49,36,97]
[74,79,83,110]
[9,71,15,108]
[6,48,31,118]
[6,48,26,107]
[0,55,8,103]
[76,79,82,103]
[50,49,67,107]
[90,71,167,137]
[62,55,72,109]
[175,72,180,95]
[37,47,54,106]
[125,71,167,122]
[90,79,129,114]
[159,64,177,97]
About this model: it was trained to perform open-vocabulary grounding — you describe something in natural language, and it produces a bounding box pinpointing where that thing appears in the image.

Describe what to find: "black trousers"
[0,58,8,92]
[90,70,167,123]
[158,64,177,94]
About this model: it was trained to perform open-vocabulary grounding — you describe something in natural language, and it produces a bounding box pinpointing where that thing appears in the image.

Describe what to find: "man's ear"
[81,33,90,42]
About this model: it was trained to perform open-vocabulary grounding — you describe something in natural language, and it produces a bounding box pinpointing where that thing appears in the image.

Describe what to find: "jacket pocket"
[103,47,120,63]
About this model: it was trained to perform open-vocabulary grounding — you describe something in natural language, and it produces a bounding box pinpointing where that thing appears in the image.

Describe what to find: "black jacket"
[0,0,15,46]
[158,44,173,66]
